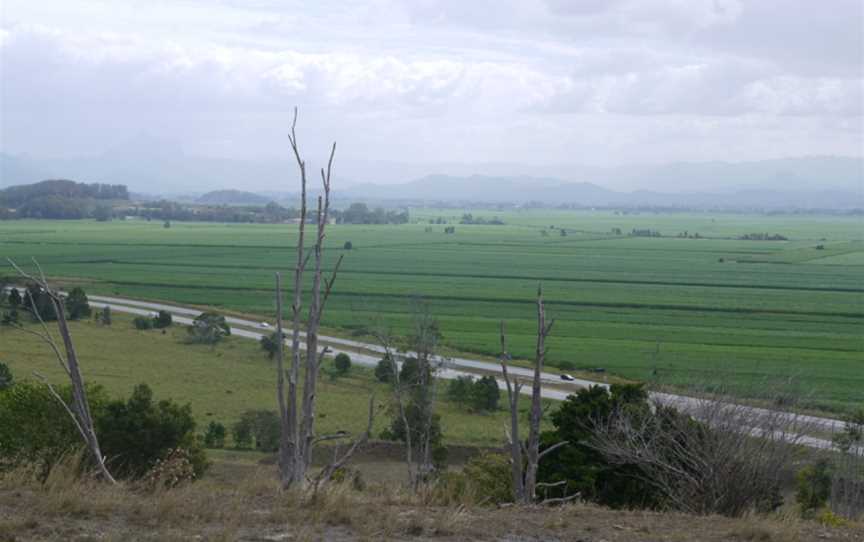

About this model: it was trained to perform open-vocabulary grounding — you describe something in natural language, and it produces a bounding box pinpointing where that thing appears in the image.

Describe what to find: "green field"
[0,313,524,448]
[1,210,862,414]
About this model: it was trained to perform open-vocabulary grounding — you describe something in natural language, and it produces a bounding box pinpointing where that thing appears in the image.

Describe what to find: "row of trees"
[0,180,128,220]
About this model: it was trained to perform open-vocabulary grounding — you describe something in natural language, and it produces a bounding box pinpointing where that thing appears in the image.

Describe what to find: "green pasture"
[0,314,526,447]
[1,210,862,414]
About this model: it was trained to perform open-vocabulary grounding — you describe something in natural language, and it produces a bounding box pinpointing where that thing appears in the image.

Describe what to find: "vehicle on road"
[560,374,575,381]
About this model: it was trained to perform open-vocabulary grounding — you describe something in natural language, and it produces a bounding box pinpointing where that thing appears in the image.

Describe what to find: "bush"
[375,355,395,383]
[133,316,154,330]
[446,375,499,412]
[471,376,500,412]
[232,410,280,452]
[153,310,173,329]
[66,287,91,320]
[0,381,107,477]
[99,306,112,326]
[0,363,12,390]
[343,241,353,250]
[203,421,226,449]
[187,312,230,344]
[461,452,513,504]
[259,332,281,359]
[447,376,474,405]
[22,283,57,321]
[796,459,831,514]
[96,383,208,478]
[537,384,664,509]
[381,401,446,469]
[139,448,197,490]
[334,352,351,375]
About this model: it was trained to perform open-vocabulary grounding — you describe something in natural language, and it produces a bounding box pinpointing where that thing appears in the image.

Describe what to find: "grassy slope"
[1,211,862,413]
[0,314,537,448]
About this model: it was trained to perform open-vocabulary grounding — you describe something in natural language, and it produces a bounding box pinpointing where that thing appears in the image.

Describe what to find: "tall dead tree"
[274,108,353,489]
[6,259,116,484]
[500,284,566,503]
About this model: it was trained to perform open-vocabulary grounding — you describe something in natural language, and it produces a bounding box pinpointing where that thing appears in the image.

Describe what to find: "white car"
[259,322,271,329]
[560,374,575,382]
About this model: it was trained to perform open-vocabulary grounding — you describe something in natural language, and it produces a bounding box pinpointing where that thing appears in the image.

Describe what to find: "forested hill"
[0,180,129,219]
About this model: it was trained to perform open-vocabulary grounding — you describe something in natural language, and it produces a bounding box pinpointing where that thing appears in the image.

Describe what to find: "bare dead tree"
[499,284,566,504]
[274,108,350,489]
[6,258,116,484]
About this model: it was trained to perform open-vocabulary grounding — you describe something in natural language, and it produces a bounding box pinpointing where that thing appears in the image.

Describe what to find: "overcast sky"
[1,0,862,178]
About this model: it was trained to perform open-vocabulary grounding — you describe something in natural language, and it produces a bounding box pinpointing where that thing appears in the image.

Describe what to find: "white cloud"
[0,0,860,170]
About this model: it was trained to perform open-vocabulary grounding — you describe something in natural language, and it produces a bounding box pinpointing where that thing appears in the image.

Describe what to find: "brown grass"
[0,457,861,542]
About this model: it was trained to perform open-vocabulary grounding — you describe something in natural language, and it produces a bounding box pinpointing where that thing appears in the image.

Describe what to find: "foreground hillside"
[1,462,861,542]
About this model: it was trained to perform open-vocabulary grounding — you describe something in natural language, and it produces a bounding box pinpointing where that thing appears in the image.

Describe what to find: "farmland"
[1,209,862,414]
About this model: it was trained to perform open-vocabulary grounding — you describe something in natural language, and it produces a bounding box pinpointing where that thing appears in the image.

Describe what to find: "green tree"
[22,283,57,321]
[232,410,280,452]
[96,383,208,478]
[66,287,92,320]
[796,459,831,514]
[153,310,173,329]
[537,384,662,509]
[0,381,108,477]
[7,288,21,308]
[133,316,154,330]
[375,355,395,383]
[203,421,227,449]
[187,312,230,344]
[471,375,500,412]
[334,352,352,375]
[260,332,280,360]
[99,305,112,326]
[446,376,474,405]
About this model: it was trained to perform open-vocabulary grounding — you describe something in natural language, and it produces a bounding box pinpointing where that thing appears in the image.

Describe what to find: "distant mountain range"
[338,175,862,210]
[1,142,861,210]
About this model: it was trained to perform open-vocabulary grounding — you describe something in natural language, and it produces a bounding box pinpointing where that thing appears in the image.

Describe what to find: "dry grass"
[0,458,862,541]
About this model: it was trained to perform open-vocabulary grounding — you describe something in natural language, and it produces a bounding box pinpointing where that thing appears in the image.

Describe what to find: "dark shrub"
[133,316,154,330]
[66,287,92,320]
[343,241,353,250]
[232,410,280,452]
[203,421,227,449]
[260,332,280,359]
[0,381,107,477]
[334,352,351,375]
[153,310,173,329]
[96,383,208,478]
[796,459,832,514]
[375,355,395,383]
[187,312,230,344]
[537,384,663,509]
[471,375,500,412]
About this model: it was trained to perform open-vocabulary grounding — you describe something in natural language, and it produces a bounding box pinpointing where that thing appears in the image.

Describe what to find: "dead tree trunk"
[276,108,348,489]
[500,284,561,503]
[7,259,116,484]
[499,321,526,502]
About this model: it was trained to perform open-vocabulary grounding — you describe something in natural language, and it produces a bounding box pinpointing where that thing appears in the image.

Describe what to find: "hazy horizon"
[1,0,862,193]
